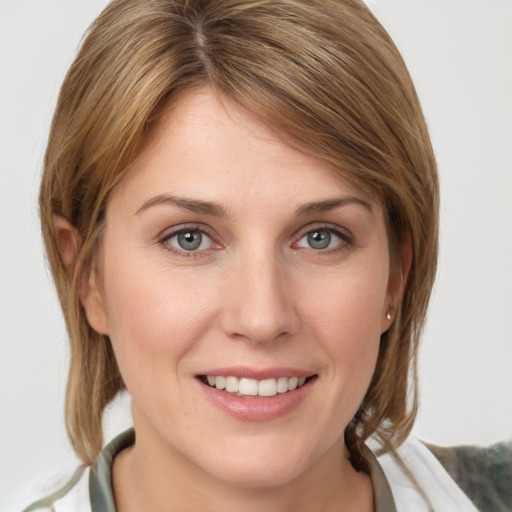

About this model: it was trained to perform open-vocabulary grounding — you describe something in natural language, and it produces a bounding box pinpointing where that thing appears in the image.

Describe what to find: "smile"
[197,372,317,420]
[201,375,310,397]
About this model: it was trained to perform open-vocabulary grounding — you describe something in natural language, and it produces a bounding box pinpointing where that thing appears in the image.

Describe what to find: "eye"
[295,227,348,251]
[162,228,215,253]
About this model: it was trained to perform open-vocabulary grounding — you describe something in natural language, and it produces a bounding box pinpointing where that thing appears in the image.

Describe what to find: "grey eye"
[307,230,331,249]
[177,230,203,250]
[162,228,215,255]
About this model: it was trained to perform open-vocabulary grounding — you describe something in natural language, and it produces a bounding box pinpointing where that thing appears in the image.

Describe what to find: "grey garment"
[89,429,135,511]
[367,448,398,512]
[428,441,512,512]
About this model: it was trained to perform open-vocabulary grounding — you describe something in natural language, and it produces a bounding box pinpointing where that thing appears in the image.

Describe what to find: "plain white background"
[1,0,511,498]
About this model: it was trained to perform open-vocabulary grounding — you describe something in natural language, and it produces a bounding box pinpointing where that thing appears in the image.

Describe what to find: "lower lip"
[198,377,316,421]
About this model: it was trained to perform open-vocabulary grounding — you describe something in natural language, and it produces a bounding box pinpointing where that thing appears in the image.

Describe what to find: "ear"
[81,268,110,335]
[53,216,110,335]
[53,215,79,274]
[383,232,412,328]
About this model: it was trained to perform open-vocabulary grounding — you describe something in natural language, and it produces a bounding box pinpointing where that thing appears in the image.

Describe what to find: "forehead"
[111,87,378,215]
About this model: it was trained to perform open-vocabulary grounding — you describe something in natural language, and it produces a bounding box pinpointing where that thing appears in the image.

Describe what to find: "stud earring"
[386,311,392,321]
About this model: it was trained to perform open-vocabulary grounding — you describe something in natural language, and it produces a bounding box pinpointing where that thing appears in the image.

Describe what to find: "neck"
[112,428,374,512]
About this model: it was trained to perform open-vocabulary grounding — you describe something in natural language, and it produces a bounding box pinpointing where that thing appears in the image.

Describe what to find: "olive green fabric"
[89,429,135,511]
[367,448,398,512]
[428,440,512,512]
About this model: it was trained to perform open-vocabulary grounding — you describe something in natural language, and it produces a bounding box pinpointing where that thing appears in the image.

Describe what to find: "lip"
[197,366,314,380]
[196,368,317,421]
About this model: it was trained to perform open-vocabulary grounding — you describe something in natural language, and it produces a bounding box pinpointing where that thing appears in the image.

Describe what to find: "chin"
[203,455,308,489]
[186,432,332,490]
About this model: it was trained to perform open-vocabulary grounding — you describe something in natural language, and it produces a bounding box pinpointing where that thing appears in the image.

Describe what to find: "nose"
[220,249,300,345]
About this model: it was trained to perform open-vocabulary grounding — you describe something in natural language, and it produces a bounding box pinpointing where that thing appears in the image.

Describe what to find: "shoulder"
[375,436,512,512]
[427,439,512,512]
[1,466,91,512]
[376,436,479,511]
[2,429,135,512]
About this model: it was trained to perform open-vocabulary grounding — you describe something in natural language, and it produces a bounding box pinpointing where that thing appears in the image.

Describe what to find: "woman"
[7,0,509,510]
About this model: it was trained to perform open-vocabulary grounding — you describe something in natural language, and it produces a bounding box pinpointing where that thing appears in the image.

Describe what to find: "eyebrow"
[135,194,373,218]
[296,197,373,216]
[135,194,228,217]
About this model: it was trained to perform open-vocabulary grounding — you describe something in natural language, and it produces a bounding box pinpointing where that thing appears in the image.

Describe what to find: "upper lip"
[197,366,316,380]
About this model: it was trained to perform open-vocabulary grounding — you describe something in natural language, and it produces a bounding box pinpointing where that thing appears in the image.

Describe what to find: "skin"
[68,87,407,511]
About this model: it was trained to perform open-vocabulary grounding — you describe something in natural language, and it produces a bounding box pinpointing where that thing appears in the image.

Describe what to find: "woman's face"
[85,87,398,487]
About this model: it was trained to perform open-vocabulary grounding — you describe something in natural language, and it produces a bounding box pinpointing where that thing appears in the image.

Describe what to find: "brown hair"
[40,0,438,466]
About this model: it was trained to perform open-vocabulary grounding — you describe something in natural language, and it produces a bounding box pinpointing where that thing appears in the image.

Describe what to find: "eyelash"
[293,225,353,253]
[158,223,353,258]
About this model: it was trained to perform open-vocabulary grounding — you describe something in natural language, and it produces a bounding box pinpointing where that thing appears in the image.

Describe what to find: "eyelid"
[293,223,353,242]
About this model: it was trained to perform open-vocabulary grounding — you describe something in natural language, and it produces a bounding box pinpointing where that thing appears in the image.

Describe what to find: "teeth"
[239,378,258,396]
[209,375,309,397]
[258,379,277,397]
[225,376,239,393]
[276,377,289,393]
[215,376,226,390]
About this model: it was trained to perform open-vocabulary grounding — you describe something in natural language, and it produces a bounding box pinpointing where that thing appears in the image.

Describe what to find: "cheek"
[304,266,388,343]
[301,267,387,395]
[100,253,218,378]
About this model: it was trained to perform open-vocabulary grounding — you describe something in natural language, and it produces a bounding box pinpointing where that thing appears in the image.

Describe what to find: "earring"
[386,311,392,321]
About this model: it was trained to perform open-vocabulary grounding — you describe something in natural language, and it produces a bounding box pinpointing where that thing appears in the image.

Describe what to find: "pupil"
[308,230,330,249]
[178,231,202,250]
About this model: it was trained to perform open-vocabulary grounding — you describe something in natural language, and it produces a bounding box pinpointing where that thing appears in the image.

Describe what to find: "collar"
[89,428,397,512]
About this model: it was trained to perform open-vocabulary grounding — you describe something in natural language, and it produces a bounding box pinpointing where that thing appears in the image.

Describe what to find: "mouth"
[198,374,316,398]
